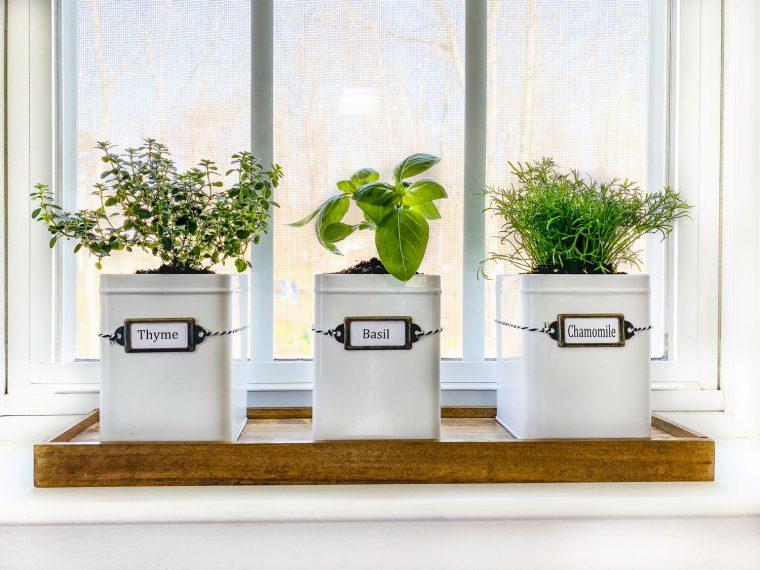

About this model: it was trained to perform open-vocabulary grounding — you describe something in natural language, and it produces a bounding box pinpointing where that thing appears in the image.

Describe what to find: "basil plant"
[292,153,446,281]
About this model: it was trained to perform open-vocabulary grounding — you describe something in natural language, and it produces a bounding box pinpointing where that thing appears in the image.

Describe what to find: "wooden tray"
[34,408,714,487]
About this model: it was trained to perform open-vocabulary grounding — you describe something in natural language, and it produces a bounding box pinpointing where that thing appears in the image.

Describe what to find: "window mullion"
[462,0,487,362]
[54,0,78,362]
[645,0,671,360]
[250,0,274,362]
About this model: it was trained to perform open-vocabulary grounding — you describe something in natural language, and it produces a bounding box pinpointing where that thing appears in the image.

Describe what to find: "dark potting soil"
[530,262,624,275]
[334,258,423,275]
[136,264,214,275]
[335,257,390,275]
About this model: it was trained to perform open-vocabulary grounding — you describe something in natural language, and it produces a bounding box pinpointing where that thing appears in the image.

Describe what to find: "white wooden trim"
[669,0,722,389]
[53,0,77,362]
[249,0,274,362]
[7,0,56,391]
[462,0,487,362]
[0,0,6,395]
[0,385,724,416]
[718,0,760,436]
[646,0,671,359]
[8,357,707,386]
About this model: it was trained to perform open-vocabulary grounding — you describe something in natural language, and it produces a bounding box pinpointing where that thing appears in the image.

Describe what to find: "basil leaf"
[402,179,447,206]
[289,208,320,227]
[350,168,379,188]
[316,195,350,252]
[336,180,355,193]
[411,201,442,220]
[393,153,440,182]
[357,201,391,225]
[322,222,356,242]
[375,209,429,281]
[353,182,399,207]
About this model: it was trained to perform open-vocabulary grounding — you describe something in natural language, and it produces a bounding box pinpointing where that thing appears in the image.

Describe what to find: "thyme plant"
[32,139,282,273]
[482,158,690,275]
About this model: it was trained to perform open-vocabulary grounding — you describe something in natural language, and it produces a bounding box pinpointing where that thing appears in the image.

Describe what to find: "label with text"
[558,314,625,347]
[344,317,412,350]
[125,319,195,353]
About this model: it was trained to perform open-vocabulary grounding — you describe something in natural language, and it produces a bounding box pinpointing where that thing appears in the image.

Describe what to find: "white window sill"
[0,383,725,416]
[1,415,759,527]
[2,415,759,568]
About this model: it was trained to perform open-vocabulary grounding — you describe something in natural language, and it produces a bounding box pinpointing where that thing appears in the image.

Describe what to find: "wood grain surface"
[34,408,715,487]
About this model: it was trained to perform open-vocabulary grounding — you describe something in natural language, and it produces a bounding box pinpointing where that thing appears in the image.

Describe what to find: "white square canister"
[99,274,248,442]
[495,274,651,439]
[312,273,441,441]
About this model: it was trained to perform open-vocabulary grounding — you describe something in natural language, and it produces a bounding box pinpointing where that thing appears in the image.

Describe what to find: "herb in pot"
[292,153,446,281]
[31,139,282,273]
[482,158,690,275]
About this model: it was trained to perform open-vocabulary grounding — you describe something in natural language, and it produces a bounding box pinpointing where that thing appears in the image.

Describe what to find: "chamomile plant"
[482,158,690,275]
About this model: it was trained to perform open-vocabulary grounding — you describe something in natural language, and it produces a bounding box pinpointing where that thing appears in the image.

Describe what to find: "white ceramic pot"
[313,274,441,440]
[99,274,248,442]
[495,274,651,439]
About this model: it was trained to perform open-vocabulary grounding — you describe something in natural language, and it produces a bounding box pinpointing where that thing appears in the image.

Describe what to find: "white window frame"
[0,0,724,416]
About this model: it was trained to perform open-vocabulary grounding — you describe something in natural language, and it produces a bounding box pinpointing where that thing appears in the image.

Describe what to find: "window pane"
[273,0,465,359]
[484,0,651,357]
[73,0,251,359]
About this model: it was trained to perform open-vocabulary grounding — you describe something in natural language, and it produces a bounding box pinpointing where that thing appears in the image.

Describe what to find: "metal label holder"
[556,314,626,348]
[343,316,414,351]
[124,318,198,353]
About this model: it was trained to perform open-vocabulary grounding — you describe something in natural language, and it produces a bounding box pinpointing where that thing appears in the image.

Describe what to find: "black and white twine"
[494,319,555,335]
[99,325,249,344]
[495,319,651,340]
[311,325,442,342]
[196,325,249,339]
[99,331,122,343]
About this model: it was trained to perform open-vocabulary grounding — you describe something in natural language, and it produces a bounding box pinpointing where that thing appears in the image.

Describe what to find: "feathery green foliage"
[31,139,282,273]
[482,158,690,275]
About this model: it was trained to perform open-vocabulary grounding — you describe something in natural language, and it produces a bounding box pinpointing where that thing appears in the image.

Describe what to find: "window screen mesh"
[74,0,251,358]
[483,0,650,357]
[70,0,651,362]
[272,0,465,359]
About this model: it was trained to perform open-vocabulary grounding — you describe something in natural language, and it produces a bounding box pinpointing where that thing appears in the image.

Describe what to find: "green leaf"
[411,201,442,220]
[289,205,321,227]
[49,236,58,248]
[136,208,151,219]
[316,195,350,253]
[235,258,248,272]
[402,179,447,206]
[104,197,118,207]
[322,240,341,255]
[357,202,391,225]
[336,180,355,193]
[375,209,429,281]
[236,229,250,239]
[350,168,379,188]
[353,182,399,207]
[393,153,440,182]
[322,222,356,242]
[31,208,41,219]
